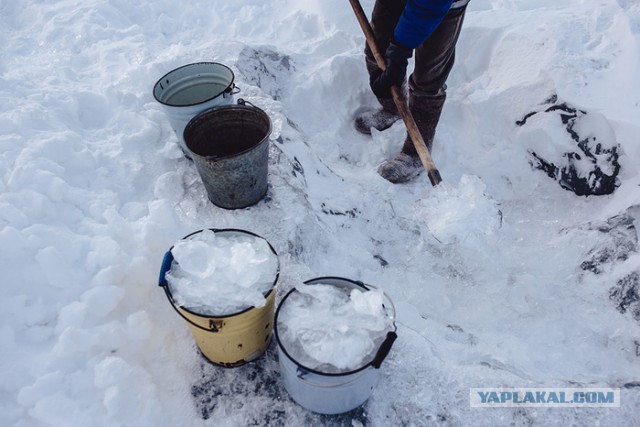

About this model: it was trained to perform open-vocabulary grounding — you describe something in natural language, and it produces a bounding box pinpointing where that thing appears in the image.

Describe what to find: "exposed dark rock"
[575,206,640,324]
[580,207,638,274]
[610,271,640,321]
[236,46,294,100]
[516,95,622,196]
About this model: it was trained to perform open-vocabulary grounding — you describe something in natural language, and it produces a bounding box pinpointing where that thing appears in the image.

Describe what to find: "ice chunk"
[414,175,502,245]
[169,230,218,279]
[165,231,278,316]
[277,283,394,373]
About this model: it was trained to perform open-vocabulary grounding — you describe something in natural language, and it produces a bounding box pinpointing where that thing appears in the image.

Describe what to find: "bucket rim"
[274,276,397,377]
[153,61,236,107]
[183,103,272,162]
[158,228,280,323]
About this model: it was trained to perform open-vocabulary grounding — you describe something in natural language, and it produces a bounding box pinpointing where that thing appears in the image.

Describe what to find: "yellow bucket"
[158,228,279,367]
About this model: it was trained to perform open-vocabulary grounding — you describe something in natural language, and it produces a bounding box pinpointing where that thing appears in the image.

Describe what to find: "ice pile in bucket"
[277,283,394,373]
[166,230,278,315]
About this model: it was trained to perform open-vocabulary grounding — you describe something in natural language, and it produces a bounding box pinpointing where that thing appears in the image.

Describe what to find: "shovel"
[348,0,443,186]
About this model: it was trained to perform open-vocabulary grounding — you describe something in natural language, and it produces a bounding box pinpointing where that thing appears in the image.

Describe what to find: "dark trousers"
[365,0,467,97]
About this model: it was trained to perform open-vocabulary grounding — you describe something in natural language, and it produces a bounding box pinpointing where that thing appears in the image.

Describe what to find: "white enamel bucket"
[153,62,237,157]
[274,277,397,414]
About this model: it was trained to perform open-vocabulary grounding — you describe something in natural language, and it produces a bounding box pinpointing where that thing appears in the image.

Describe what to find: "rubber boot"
[354,97,401,135]
[378,92,446,183]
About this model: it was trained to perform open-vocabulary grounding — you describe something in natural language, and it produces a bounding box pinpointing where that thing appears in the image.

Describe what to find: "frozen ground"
[1,0,640,425]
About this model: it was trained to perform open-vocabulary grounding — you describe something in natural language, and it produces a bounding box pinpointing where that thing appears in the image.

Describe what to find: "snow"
[277,283,394,373]
[2,0,640,426]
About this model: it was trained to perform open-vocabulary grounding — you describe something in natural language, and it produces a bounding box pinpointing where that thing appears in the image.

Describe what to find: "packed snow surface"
[166,230,278,315]
[277,283,394,373]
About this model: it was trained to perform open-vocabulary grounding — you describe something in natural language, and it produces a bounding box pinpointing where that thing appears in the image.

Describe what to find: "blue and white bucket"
[274,277,397,414]
[153,62,237,157]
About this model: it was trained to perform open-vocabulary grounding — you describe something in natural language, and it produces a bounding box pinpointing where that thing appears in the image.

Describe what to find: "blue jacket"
[394,0,466,49]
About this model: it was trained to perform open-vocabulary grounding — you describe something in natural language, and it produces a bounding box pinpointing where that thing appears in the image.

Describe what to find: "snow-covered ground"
[2,0,639,425]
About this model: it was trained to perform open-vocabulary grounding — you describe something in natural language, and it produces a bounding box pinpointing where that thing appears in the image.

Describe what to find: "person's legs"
[364,0,406,78]
[354,0,406,135]
[379,6,467,183]
[410,5,466,96]
[378,91,446,183]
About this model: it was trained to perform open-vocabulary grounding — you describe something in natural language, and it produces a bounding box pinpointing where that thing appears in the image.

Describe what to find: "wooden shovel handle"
[348,0,442,186]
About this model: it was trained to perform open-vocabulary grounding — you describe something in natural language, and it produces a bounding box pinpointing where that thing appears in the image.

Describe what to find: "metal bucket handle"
[237,98,255,108]
[226,83,241,97]
[158,250,173,287]
[356,282,398,369]
[371,331,398,369]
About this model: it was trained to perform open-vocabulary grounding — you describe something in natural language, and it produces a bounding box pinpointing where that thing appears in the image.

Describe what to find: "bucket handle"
[371,331,398,369]
[229,83,240,95]
[158,250,173,287]
[359,281,399,369]
[225,83,240,97]
[237,98,258,108]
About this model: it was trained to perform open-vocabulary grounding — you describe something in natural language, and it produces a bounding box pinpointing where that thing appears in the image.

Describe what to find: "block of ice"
[277,283,394,373]
[166,231,278,316]
[414,175,502,245]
